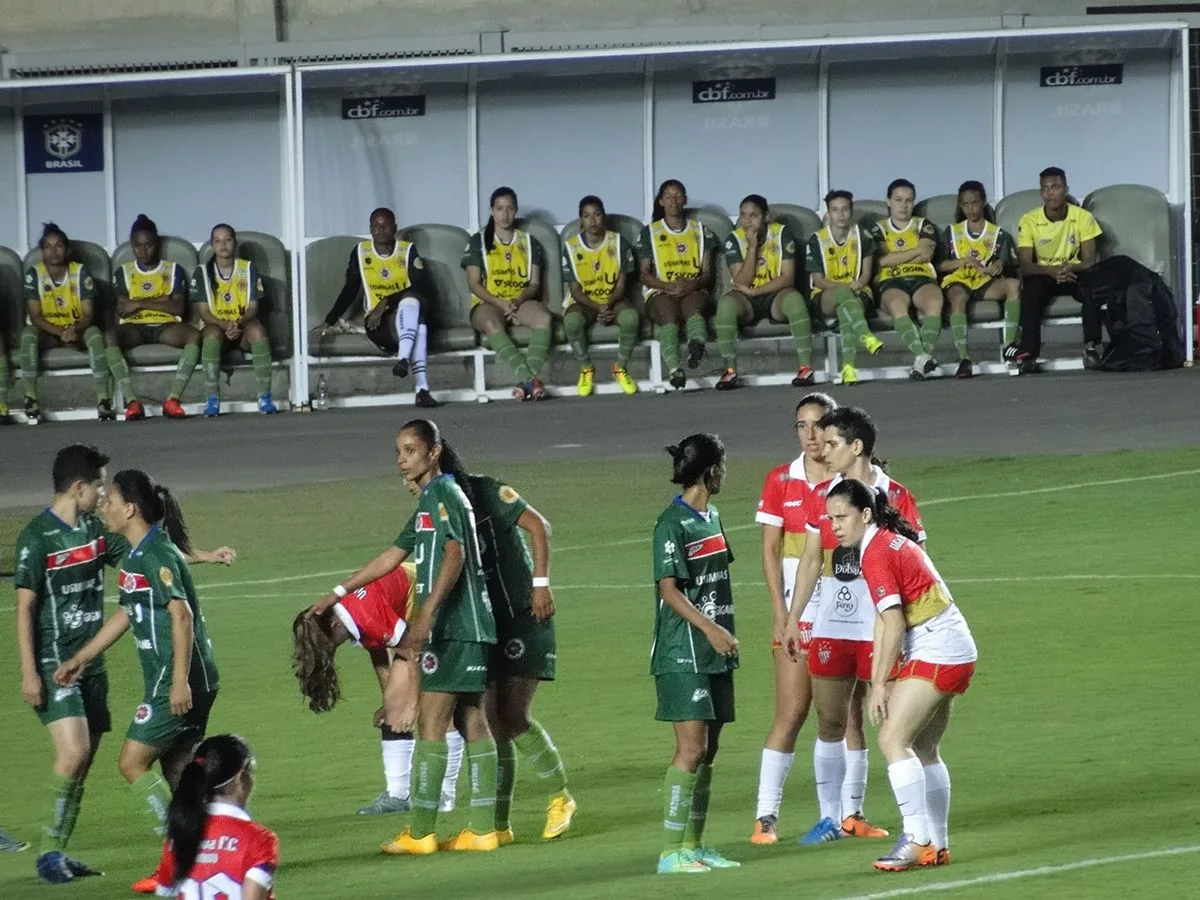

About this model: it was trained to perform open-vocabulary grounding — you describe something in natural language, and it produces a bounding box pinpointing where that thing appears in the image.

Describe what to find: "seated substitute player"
[714,195,812,390]
[637,179,716,390]
[561,195,641,397]
[321,207,439,408]
[192,224,277,416]
[19,223,115,423]
[1013,166,1102,373]
[105,214,200,421]
[937,182,1021,379]
[806,191,884,386]
[866,180,945,381]
[151,734,278,899]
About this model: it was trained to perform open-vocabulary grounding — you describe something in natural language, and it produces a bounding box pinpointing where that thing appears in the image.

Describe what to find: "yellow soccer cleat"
[496,828,514,847]
[862,334,884,355]
[380,827,438,856]
[543,792,577,840]
[439,829,500,852]
[839,363,859,385]
[612,363,638,395]
[577,366,595,397]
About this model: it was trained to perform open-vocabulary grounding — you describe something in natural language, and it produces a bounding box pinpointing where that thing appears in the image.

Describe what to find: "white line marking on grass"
[552,443,583,449]
[835,844,1200,900]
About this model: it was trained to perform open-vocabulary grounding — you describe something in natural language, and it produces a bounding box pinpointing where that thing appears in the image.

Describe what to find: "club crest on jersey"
[895,238,906,249]
[504,638,525,660]
[675,243,687,254]
[159,566,174,587]
[816,641,832,665]
[134,703,153,724]
[437,502,449,522]
[120,570,150,592]
[876,586,886,598]
[415,512,435,532]
[421,651,439,674]
[499,486,520,504]
[686,534,727,560]
[380,267,391,278]
[141,281,154,292]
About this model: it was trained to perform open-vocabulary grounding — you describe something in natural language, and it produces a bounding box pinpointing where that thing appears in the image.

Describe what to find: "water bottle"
[314,374,329,411]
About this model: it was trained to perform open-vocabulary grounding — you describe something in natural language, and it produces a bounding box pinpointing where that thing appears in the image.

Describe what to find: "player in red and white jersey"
[750,393,836,845]
[787,407,921,846]
[825,478,976,873]
[154,734,278,898]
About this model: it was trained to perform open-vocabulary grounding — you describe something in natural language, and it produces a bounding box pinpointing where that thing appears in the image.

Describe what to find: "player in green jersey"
[652,433,740,875]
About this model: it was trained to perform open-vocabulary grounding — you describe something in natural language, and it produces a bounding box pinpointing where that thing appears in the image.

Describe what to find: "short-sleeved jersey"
[806,225,874,295]
[189,259,263,322]
[14,510,128,675]
[867,217,938,282]
[756,455,824,617]
[115,261,188,324]
[723,223,796,288]
[395,475,496,644]
[940,221,1015,290]
[636,219,715,298]
[1017,204,1102,267]
[333,562,417,651]
[561,231,635,305]
[461,230,544,303]
[153,802,278,899]
[651,497,736,675]
[117,528,219,699]
[24,262,96,327]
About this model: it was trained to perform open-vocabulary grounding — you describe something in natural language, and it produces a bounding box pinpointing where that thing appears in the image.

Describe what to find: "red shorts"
[771,620,813,655]
[808,638,872,681]
[891,658,975,695]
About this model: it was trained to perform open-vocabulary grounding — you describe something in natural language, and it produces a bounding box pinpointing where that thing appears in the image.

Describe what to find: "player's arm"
[1070,237,1098,273]
[936,228,969,274]
[236,264,263,328]
[784,528,824,660]
[167,598,194,715]
[868,606,906,727]
[368,647,392,691]
[515,242,542,305]
[728,237,756,292]
[609,249,631,306]
[324,251,361,327]
[659,576,737,656]
[134,267,188,318]
[565,261,607,315]
[192,267,224,328]
[26,297,63,338]
[184,547,237,566]
[312,545,408,616]
[518,505,554,621]
[696,230,716,292]
[759,525,786,639]
[54,608,131,685]
[15,587,45,708]
[397,540,462,655]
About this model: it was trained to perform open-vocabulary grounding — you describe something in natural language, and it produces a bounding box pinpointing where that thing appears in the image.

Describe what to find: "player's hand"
[53,657,84,687]
[365,304,385,330]
[225,323,241,341]
[382,667,418,733]
[21,671,45,709]
[704,623,738,658]
[210,546,237,566]
[309,593,339,616]
[868,683,888,727]
[597,306,615,326]
[170,680,193,716]
[985,260,1003,277]
[915,245,934,263]
[373,705,386,728]
[503,302,520,322]
[784,618,808,662]
[61,326,77,344]
[531,586,555,622]
[397,615,431,657]
[664,280,686,297]
[771,614,789,650]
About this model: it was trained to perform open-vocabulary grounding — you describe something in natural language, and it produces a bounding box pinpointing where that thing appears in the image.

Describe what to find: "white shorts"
[905,606,977,665]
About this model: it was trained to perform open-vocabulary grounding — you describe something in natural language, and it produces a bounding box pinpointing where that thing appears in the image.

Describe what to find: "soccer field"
[2,447,1199,899]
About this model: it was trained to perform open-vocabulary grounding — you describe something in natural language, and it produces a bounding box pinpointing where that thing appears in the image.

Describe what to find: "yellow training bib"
[645,219,705,298]
[941,221,1000,291]
[201,258,257,322]
[120,261,181,325]
[482,231,533,302]
[565,231,622,305]
[33,262,86,327]
[731,222,785,288]
[357,240,415,312]
[812,226,867,295]
[875,217,936,282]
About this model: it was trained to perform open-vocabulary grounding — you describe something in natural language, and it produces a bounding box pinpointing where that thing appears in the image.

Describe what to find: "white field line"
[836,844,1200,900]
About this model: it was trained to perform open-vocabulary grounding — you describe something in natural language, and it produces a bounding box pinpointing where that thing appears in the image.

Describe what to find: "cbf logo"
[692,78,777,104]
[44,119,85,168]
[1040,65,1124,88]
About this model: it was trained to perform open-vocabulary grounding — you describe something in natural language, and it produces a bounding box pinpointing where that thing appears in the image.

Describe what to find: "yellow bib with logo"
[565,231,622,305]
[481,231,533,303]
[357,240,414,312]
[645,219,704,298]
[33,262,86,327]
[202,258,255,322]
[875,217,936,282]
[731,222,784,288]
[120,261,181,325]
[812,226,867,295]
[941,221,1000,291]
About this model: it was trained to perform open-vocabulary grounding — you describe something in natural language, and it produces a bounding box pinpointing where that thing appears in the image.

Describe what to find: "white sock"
[814,739,847,824]
[887,757,931,844]
[395,298,420,361]
[842,748,869,818]
[382,736,414,799]
[755,748,794,819]
[412,323,430,392]
[442,729,464,799]
[923,760,951,850]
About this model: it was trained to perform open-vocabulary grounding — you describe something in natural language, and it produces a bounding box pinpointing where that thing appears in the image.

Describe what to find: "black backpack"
[1084,256,1184,371]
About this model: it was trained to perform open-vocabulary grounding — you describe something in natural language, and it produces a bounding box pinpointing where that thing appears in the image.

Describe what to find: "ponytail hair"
[398,419,475,507]
[954,180,995,224]
[291,610,341,712]
[826,479,921,544]
[167,734,254,884]
[818,407,888,472]
[130,213,159,240]
[795,391,837,418]
[111,469,192,554]
[485,187,518,252]
[666,433,725,487]
[39,221,70,250]
[652,179,687,222]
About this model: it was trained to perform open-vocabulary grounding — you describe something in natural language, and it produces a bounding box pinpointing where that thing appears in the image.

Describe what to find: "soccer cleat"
[798,816,843,845]
[131,874,158,893]
[668,368,686,390]
[124,399,146,421]
[543,792,577,840]
[204,395,221,418]
[715,368,741,391]
[258,393,278,414]
[909,354,932,381]
[862,334,885,355]
[439,792,457,813]
[954,358,974,379]
[839,363,859,386]
[750,814,778,845]
[392,358,410,378]
[1017,353,1042,375]
[415,389,441,409]
[1083,344,1102,370]
[64,856,103,877]
[613,363,638,395]
[357,791,410,815]
[686,339,706,369]
[36,851,74,884]
[438,829,499,852]
[496,828,514,847]
[0,828,28,852]
[163,397,187,419]
[872,833,937,872]
[380,827,438,856]
[792,365,815,387]
[693,846,741,868]
[97,398,117,421]
[24,396,42,425]
[1002,342,1021,365]
[936,848,951,866]
[657,849,709,874]
[577,366,595,397]
[512,382,532,402]
[530,377,548,400]
[841,813,889,839]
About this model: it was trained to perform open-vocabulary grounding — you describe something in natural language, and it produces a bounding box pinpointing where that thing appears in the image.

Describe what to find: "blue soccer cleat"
[204,395,220,418]
[37,850,74,883]
[798,816,843,845]
[258,393,278,414]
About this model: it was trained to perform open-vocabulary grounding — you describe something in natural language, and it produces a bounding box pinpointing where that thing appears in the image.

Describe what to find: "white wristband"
[333,585,348,598]
[532,577,550,588]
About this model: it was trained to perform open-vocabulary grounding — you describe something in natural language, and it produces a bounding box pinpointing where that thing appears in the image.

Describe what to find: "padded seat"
[1083,184,1172,287]
[516,216,564,318]
[0,246,22,350]
[850,200,889,228]
[914,194,959,231]
[993,190,1042,244]
[429,327,477,353]
[125,344,184,366]
[741,321,794,339]
[400,223,475,341]
[39,346,92,371]
[198,231,293,359]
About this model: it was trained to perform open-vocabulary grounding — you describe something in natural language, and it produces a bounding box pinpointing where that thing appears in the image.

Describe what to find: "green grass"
[2,448,1200,898]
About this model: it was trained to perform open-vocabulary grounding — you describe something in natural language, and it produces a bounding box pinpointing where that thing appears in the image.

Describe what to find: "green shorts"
[655,670,735,723]
[491,614,557,682]
[118,323,168,344]
[125,689,217,750]
[876,276,937,298]
[36,668,112,733]
[420,638,490,694]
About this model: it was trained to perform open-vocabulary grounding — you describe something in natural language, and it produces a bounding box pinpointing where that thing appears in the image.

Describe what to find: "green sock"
[563,310,591,365]
[920,314,942,356]
[681,763,712,850]
[655,323,681,372]
[495,740,516,831]
[835,286,875,347]
[684,313,707,347]
[466,738,498,835]
[836,302,858,365]
[83,327,109,401]
[781,289,812,366]
[714,294,740,369]
[525,327,551,378]
[106,345,137,402]
[19,326,38,400]
[0,349,8,404]
[409,739,448,839]
[949,312,969,360]
[201,336,222,396]
[170,343,200,401]
[131,771,171,837]
[60,782,84,849]
[250,338,273,396]
[661,765,697,855]
[39,774,75,854]
[893,315,925,358]
[616,307,639,368]
[1004,295,1021,346]
[488,329,533,383]
[512,719,568,795]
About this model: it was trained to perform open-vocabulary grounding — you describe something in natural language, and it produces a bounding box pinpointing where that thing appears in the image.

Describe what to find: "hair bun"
[664,444,682,460]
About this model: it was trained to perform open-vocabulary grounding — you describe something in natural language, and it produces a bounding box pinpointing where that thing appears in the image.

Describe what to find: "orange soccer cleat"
[750,814,778,845]
[131,874,158,893]
[162,398,187,419]
[936,848,951,866]
[842,812,889,838]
